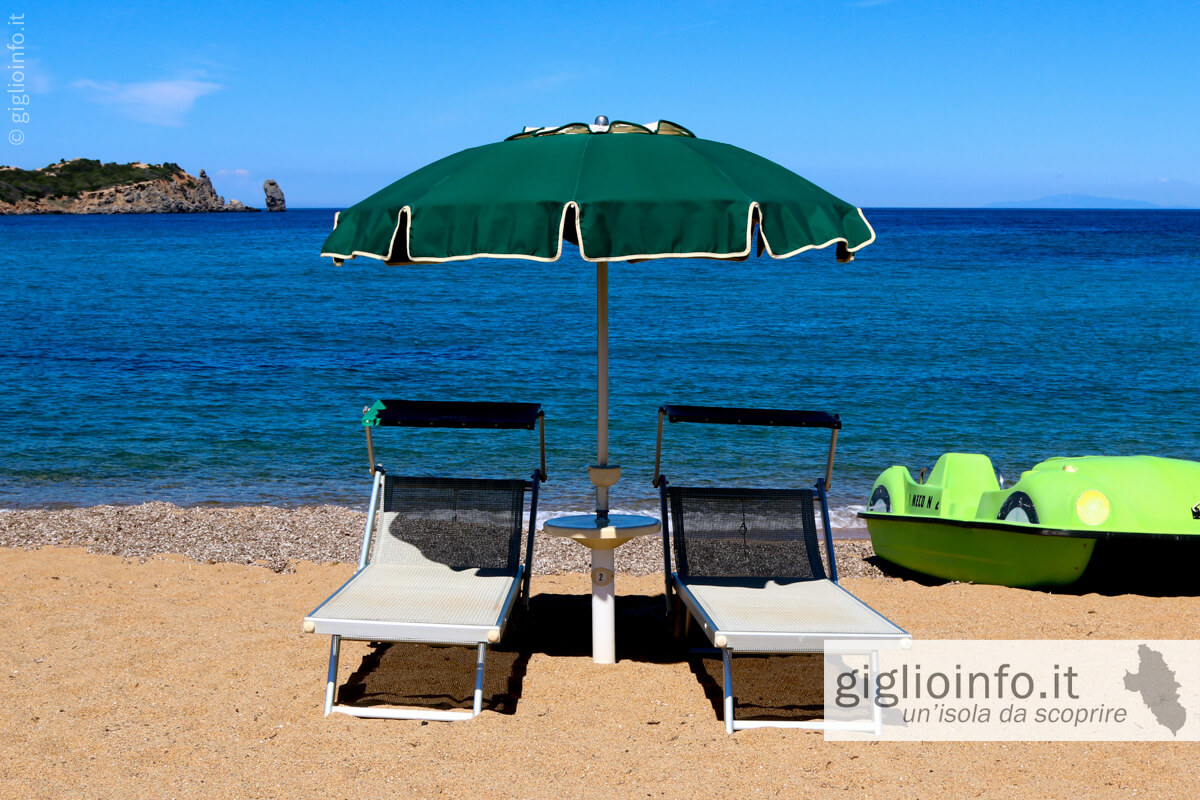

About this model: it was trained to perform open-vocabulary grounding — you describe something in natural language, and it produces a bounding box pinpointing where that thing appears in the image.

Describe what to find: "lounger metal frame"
[304,400,545,722]
[653,404,910,733]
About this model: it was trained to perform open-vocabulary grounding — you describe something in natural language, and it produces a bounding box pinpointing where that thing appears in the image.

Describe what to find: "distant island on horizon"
[0,159,286,214]
[984,193,1193,210]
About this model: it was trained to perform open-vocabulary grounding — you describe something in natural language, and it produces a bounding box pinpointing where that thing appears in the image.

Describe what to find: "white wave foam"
[829,503,868,529]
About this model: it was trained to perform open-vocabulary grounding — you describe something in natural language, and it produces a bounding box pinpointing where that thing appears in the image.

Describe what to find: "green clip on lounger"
[652,405,910,734]
[303,400,546,721]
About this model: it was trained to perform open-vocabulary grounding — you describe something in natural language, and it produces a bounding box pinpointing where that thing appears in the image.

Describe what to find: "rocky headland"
[0,159,258,214]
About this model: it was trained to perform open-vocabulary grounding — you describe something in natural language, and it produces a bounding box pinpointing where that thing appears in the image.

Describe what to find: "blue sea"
[2,209,1198,530]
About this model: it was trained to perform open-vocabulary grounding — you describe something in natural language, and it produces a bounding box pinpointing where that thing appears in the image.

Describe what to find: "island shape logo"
[1123,643,1186,736]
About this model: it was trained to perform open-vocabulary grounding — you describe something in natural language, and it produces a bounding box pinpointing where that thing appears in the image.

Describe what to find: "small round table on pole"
[542,513,661,664]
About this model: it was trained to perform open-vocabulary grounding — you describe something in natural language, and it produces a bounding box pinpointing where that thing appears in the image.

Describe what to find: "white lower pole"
[590,547,616,664]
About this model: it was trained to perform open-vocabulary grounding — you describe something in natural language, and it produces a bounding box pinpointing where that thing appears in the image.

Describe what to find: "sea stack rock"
[263,179,286,212]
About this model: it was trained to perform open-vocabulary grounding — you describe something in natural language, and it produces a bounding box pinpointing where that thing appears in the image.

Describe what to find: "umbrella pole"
[597,260,609,516]
[590,260,621,520]
[598,259,609,462]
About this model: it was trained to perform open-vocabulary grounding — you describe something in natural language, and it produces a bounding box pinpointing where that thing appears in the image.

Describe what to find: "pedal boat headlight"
[1075,490,1111,526]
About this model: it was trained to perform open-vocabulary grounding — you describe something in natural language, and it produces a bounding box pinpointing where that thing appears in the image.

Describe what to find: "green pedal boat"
[858,453,1200,587]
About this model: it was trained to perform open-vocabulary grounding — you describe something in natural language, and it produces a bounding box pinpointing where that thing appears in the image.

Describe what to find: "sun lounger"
[652,405,909,733]
[303,400,545,721]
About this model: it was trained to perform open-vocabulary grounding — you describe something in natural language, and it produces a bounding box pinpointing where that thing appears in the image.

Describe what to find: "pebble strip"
[0,503,884,579]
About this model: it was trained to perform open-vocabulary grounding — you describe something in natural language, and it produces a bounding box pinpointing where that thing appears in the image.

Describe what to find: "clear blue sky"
[8,0,1199,207]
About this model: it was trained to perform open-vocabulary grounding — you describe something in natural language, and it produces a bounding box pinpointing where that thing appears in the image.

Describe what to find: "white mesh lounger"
[653,405,911,733]
[303,400,545,721]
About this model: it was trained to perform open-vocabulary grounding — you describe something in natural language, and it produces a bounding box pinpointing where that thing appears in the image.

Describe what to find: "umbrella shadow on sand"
[337,591,826,722]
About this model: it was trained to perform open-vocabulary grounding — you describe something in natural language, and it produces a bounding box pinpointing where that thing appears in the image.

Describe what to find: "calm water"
[2,209,1198,528]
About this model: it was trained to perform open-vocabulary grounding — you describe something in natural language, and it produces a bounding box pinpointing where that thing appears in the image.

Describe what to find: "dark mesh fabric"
[668,487,827,579]
[374,476,526,571]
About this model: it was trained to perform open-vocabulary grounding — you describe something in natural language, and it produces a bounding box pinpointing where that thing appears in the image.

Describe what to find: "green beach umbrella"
[322,117,875,517]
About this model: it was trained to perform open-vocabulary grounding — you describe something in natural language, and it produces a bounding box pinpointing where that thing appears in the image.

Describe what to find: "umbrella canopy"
[321,119,874,266]
[322,118,875,517]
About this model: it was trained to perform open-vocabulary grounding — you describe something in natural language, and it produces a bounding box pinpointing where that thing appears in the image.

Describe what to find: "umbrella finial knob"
[593,115,610,127]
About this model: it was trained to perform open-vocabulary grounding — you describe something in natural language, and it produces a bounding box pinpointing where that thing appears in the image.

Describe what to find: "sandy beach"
[2,506,1197,799]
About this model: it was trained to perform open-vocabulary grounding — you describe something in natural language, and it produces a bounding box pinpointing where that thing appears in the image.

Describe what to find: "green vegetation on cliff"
[0,159,186,204]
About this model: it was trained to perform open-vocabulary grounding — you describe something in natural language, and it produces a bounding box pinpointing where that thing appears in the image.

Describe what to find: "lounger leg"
[472,643,487,718]
[324,635,341,717]
[722,648,735,734]
[676,602,692,640]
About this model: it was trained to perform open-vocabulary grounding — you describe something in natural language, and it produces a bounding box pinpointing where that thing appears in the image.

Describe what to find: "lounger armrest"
[814,478,839,583]
[522,468,542,605]
[658,475,673,611]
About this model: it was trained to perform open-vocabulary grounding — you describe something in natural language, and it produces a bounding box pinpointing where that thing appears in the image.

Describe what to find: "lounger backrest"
[667,486,829,580]
[372,476,527,572]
